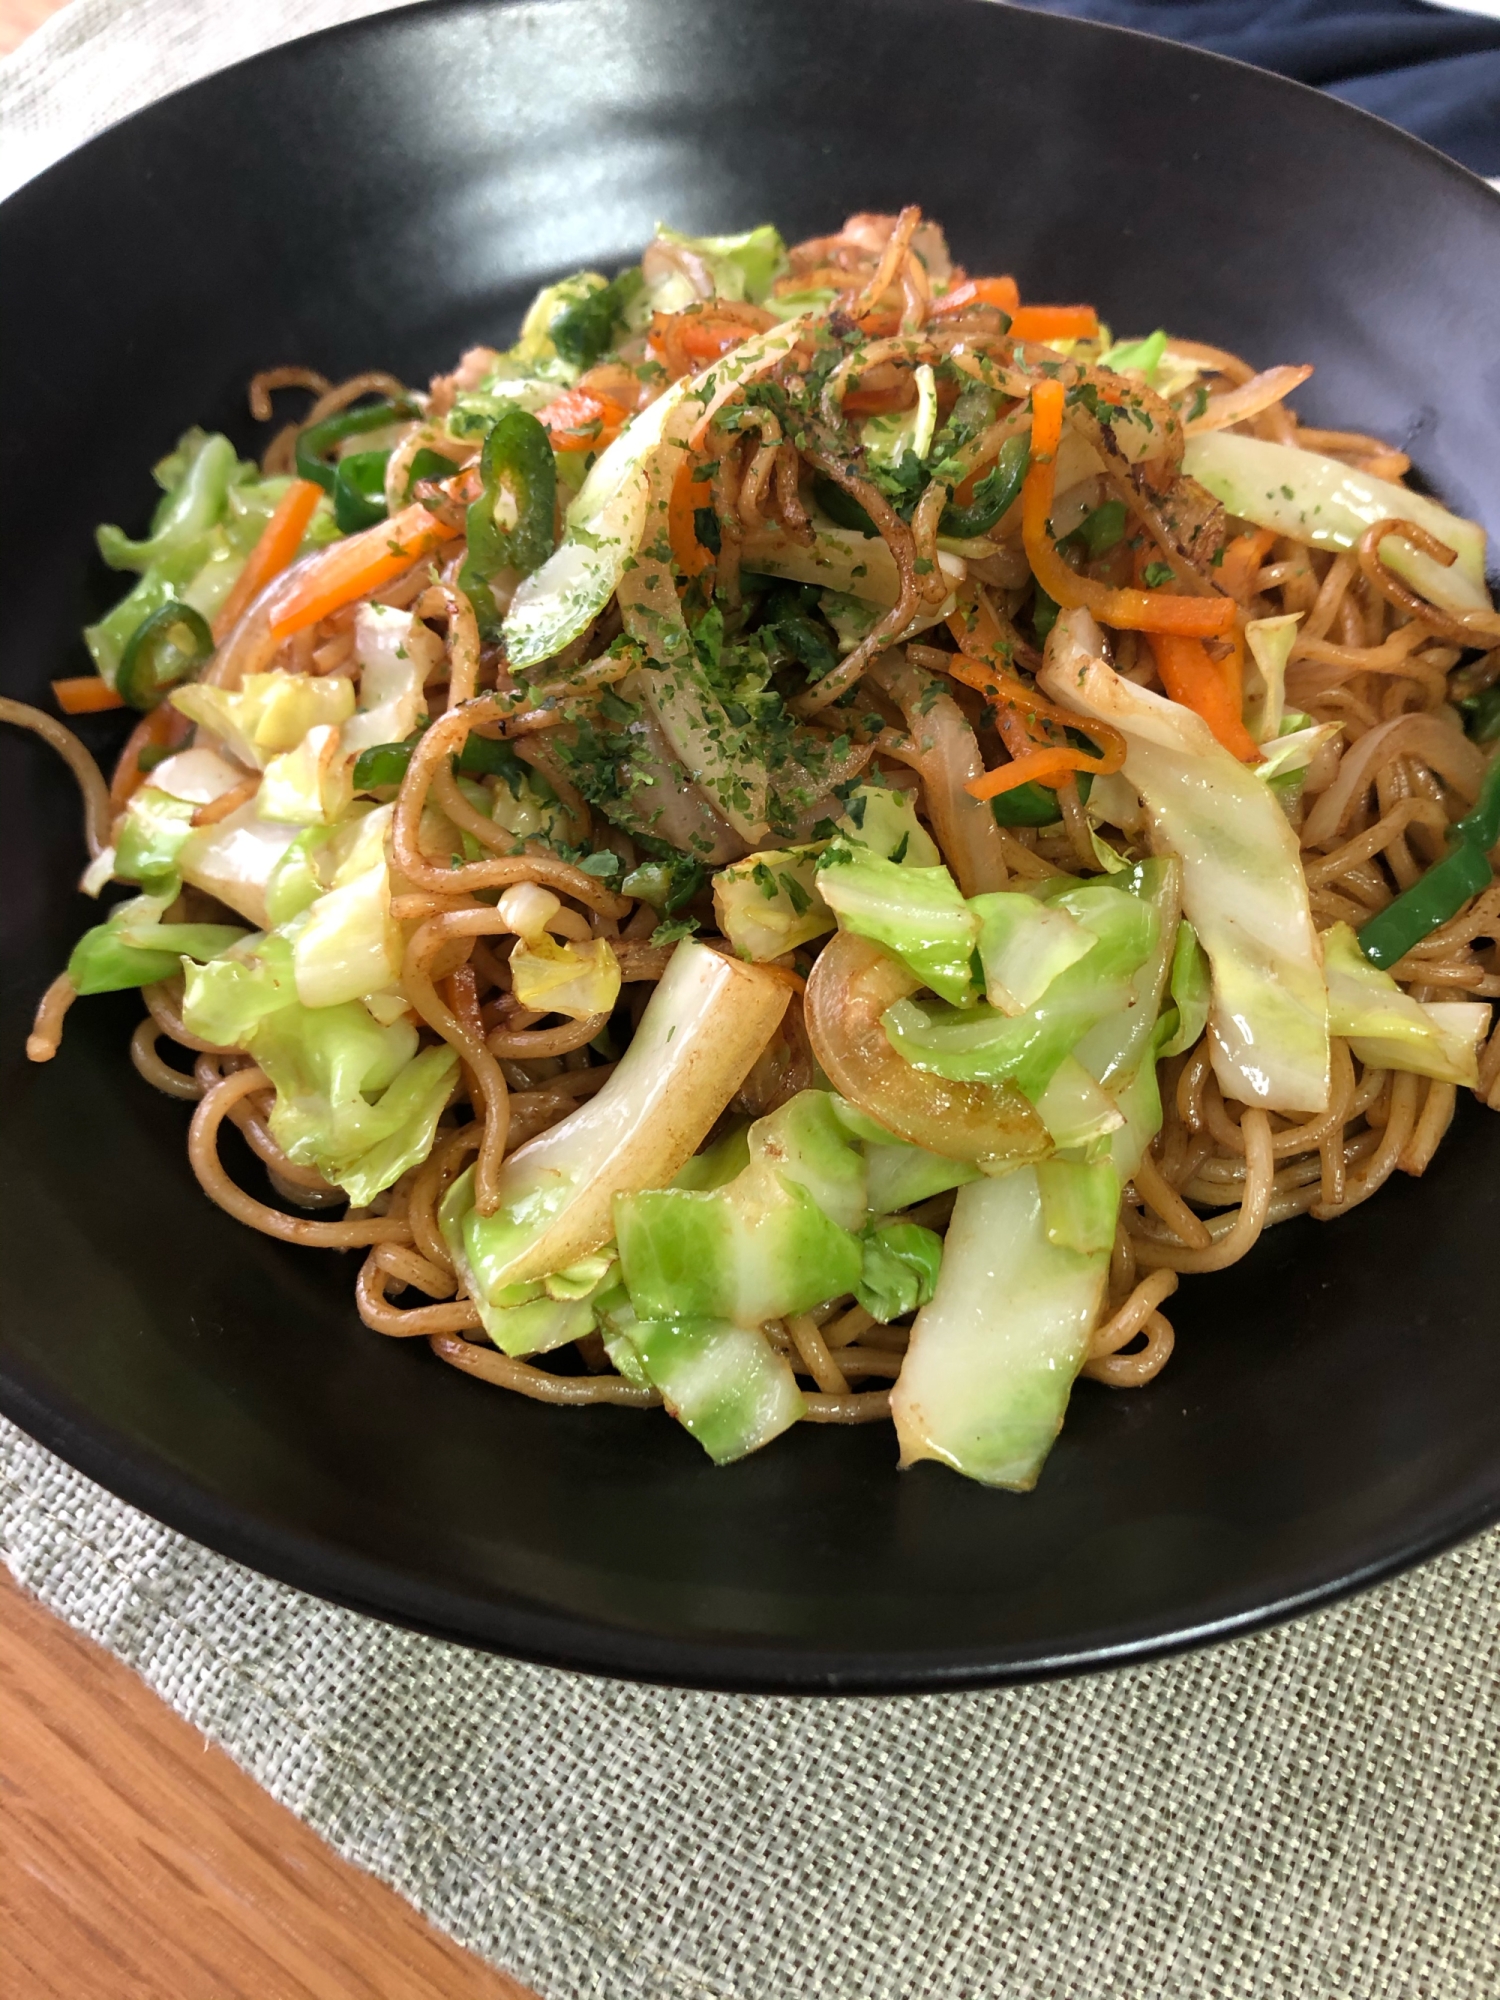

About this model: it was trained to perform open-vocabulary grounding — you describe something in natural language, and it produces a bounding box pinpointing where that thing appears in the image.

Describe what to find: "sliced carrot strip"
[53,676,126,715]
[966,746,1090,802]
[267,491,466,641]
[930,276,1021,318]
[1145,632,1261,762]
[1022,380,1236,638]
[1216,525,1278,603]
[668,460,715,579]
[536,385,629,454]
[943,613,1127,801]
[1009,305,1099,343]
[213,477,324,642]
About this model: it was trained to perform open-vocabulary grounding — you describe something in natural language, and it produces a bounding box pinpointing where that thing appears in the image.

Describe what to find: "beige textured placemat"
[4,6,1499,1994]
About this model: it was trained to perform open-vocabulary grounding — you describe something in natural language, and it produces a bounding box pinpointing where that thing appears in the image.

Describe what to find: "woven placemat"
[4,1416,1497,1997]
[4,5,1498,1994]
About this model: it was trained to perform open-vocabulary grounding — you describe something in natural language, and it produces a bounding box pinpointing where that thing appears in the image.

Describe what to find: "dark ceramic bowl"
[2,0,1497,1692]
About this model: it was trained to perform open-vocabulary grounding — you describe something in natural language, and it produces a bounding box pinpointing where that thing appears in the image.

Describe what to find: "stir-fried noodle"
[9,208,1497,1487]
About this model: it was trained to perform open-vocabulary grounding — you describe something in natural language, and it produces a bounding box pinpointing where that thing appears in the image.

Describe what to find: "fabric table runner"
[3,5,1497,1994]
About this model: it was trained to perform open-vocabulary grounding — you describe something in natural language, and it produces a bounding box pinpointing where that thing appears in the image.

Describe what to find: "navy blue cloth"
[1018,0,1500,175]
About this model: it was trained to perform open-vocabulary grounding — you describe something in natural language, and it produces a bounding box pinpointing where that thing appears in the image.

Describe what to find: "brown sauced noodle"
[10,205,1499,1438]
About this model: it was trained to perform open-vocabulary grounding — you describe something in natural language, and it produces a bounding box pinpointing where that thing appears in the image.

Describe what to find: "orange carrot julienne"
[213,477,324,642]
[930,275,1021,318]
[1009,305,1099,343]
[1022,379,1237,638]
[267,493,464,641]
[53,676,126,715]
[1146,632,1261,762]
[1216,525,1278,603]
[537,385,629,454]
[966,746,1092,802]
[943,616,1127,799]
[668,460,715,580]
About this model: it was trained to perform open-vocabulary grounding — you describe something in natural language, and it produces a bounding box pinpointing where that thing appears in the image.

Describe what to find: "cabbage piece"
[1063,858,1181,1088]
[863,1141,980,1213]
[826,1094,981,1213]
[181,932,300,1046]
[172,670,356,770]
[96,430,241,574]
[260,724,354,826]
[67,890,246,996]
[854,1220,943,1322]
[175,798,313,929]
[444,1237,620,1358]
[1157,919,1211,1060]
[615,1090,866,1326]
[840,781,940,866]
[882,880,1158,1096]
[1183,432,1490,617]
[290,804,402,1009]
[1036,1158,1121,1256]
[714,847,832,961]
[598,1289,804,1464]
[440,940,791,1298]
[892,1167,1112,1490]
[1323,922,1490,1087]
[971,889,1094,1015]
[672,1122,752,1192]
[502,375,696,671]
[249,1001,456,1205]
[341,603,438,756]
[644,223,789,309]
[149,746,247,806]
[816,843,980,1006]
[508,934,621,1019]
[1028,1056,1124,1148]
[1243,613,1300,743]
[113,788,197,887]
[1041,609,1330,1114]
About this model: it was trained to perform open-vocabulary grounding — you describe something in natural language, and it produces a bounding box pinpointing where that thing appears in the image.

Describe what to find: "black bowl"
[2,0,1497,1693]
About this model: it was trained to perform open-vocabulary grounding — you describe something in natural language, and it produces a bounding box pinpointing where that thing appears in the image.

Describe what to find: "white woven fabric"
[3,7,1499,1995]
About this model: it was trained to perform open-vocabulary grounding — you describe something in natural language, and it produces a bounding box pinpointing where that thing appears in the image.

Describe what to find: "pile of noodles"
[10,205,1499,1423]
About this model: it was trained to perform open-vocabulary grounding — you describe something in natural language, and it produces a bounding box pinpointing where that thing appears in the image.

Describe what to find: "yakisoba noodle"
[9,207,1499,1489]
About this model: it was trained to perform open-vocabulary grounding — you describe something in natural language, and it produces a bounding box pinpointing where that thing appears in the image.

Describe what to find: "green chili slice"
[460,409,557,639]
[1358,754,1500,968]
[116,600,214,711]
[294,396,416,493]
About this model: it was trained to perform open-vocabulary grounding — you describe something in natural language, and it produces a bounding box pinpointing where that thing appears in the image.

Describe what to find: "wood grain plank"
[0,1567,538,1999]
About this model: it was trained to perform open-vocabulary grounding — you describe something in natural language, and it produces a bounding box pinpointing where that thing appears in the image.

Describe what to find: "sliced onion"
[805,930,1050,1168]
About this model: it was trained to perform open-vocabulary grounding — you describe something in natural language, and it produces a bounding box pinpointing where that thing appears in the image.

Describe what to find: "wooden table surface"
[0,6,534,1995]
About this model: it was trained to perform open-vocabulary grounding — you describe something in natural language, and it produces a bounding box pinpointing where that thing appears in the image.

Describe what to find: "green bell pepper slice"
[294,396,416,493]
[939,434,1029,539]
[1358,754,1500,969]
